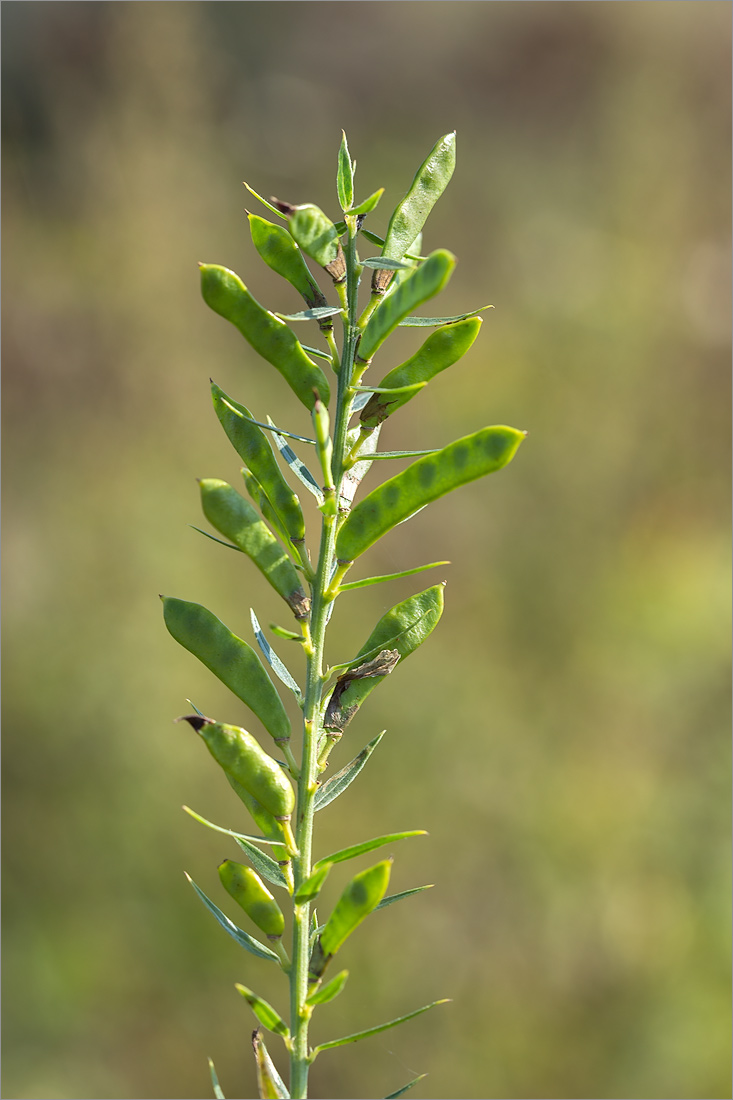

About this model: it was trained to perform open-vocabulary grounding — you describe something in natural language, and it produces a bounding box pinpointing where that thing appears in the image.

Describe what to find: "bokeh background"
[3,3,731,1099]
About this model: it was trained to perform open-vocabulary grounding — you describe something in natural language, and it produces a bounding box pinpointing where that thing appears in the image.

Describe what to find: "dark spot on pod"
[452,444,469,469]
[418,462,437,488]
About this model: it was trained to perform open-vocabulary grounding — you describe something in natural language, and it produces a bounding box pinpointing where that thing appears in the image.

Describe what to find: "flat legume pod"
[309,860,391,980]
[358,250,455,364]
[218,861,285,939]
[324,585,444,733]
[200,263,330,409]
[247,213,328,310]
[360,316,482,429]
[336,426,526,562]
[162,596,291,744]
[183,715,295,820]
[200,478,309,620]
[211,383,305,546]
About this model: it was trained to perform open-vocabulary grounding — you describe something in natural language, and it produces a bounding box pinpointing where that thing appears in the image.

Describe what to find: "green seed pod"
[219,861,285,939]
[200,263,330,409]
[336,426,526,563]
[211,383,306,546]
[247,213,328,310]
[162,597,291,744]
[199,478,309,620]
[358,250,456,364]
[309,860,392,980]
[373,131,456,291]
[360,317,482,430]
[225,774,290,865]
[324,585,444,734]
[182,715,295,821]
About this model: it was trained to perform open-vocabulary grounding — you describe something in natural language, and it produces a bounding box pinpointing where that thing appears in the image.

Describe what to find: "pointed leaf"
[200,264,330,408]
[306,968,350,1008]
[385,1075,428,1099]
[300,342,333,363]
[183,804,288,850]
[294,861,333,904]
[376,884,434,911]
[251,609,303,704]
[270,623,304,642]
[314,731,385,811]
[351,391,373,413]
[236,984,289,1037]
[235,837,290,891]
[252,1030,290,1099]
[367,449,439,460]
[359,257,412,271]
[358,250,456,363]
[399,305,492,326]
[312,1000,450,1055]
[336,427,526,562]
[339,424,382,511]
[243,181,287,220]
[268,418,324,504]
[360,228,423,261]
[339,562,449,592]
[337,131,354,211]
[315,831,426,871]
[189,525,241,552]
[347,188,384,216]
[227,411,317,445]
[208,1057,226,1099]
[276,306,342,322]
[186,875,280,962]
[323,586,444,734]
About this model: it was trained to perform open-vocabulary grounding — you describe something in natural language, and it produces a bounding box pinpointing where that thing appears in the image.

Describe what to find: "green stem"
[288,218,362,1099]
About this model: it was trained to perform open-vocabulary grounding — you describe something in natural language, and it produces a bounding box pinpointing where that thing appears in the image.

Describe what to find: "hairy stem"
[289,218,362,1099]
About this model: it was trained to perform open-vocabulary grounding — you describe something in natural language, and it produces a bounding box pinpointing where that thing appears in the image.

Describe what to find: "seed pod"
[211,383,305,546]
[272,200,346,281]
[336,426,526,563]
[372,131,456,291]
[324,585,444,734]
[247,213,328,310]
[219,861,285,939]
[200,263,330,409]
[360,317,482,430]
[358,250,455,364]
[162,597,291,745]
[309,860,392,980]
[199,478,309,620]
[181,715,295,821]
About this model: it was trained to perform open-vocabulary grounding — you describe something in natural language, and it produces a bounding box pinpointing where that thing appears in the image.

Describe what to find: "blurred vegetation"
[2,3,730,1099]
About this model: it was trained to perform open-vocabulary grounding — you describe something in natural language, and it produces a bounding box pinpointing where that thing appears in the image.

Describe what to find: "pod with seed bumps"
[181,716,295,821]
[219,860,285,939]
[247,213,328,310]
[199,478,309,620]
[309,860,392,980]
[200,263,330,409]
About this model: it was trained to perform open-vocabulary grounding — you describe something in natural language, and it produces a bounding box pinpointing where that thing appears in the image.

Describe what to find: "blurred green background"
[3,3,730,1098]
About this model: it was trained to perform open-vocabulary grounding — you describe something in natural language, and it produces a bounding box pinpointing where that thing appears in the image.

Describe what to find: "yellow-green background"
[3,3,730,1098]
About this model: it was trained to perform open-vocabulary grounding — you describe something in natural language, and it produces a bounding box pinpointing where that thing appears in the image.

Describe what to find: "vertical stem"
[288,220,362,1099]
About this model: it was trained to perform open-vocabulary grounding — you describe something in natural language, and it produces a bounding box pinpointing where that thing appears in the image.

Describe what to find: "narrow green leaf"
[186,875,280,962]
[347,188,384,216]
[252,1030,290,1099]
[337,131,354,211]
[294,861,333,904]
[360,228,424,261]
[367,449,439,459]
[336,427,526,562]
[251,609,303,704]
[268,418,324,504]
[339,423,382,511]
[208,1057,226,1099]
[323,586,444,734]
[315,830,426,871]
[270,623,304,642]
[338,561,450,592]
[314,731,385,811]
[182,804,288,849]
[162,596,292,741]
[355,382,427,395]
[189,525,241,551]
[227,411,317,446]
[376,884,434,911]
[359,257,411,271]
[358,250,456,363]
[399,305,493,326]
[312,1000,450,1055]
[235,837,289,891]
[385,1074,428,1099]
[236,984,289,1037]
[243,181,286,220]
[300,342,333,363]
[306,968,350,1007]
[276,306,342,322]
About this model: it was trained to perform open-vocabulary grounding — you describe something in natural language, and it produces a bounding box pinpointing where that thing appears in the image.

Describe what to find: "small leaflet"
[268,416,324,504]
[251,609,304,705]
